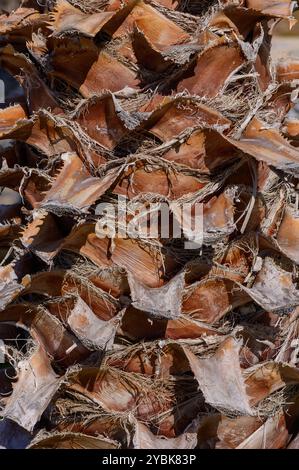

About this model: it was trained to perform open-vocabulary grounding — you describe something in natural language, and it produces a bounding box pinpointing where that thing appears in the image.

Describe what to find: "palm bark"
[0,0,299,449]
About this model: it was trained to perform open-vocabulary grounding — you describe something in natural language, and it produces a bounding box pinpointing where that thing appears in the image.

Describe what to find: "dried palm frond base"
[0,0,299,450]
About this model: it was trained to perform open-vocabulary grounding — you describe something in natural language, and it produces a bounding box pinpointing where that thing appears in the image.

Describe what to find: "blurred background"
[0,0,20,10]
[272,10,299,59]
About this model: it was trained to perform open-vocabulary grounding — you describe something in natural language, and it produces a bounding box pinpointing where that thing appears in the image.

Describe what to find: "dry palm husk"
[0,0,299,450]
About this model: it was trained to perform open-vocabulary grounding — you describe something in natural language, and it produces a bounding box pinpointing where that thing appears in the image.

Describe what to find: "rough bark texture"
[0,0,299,450]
